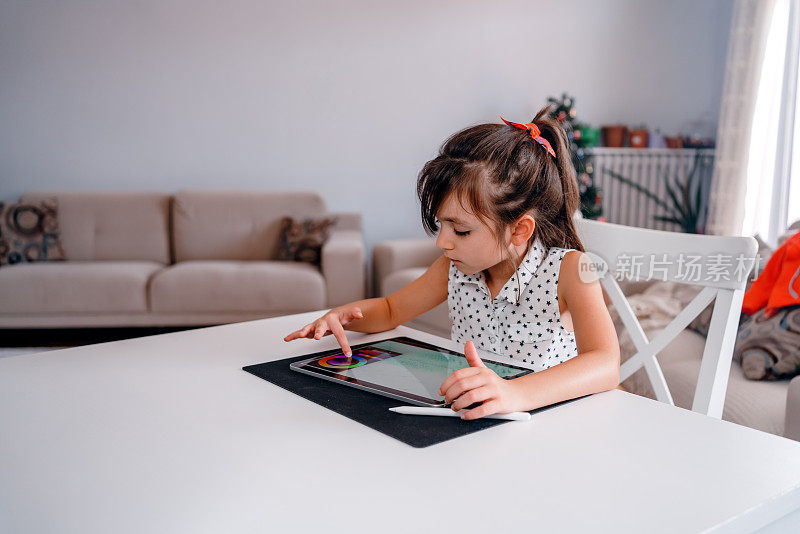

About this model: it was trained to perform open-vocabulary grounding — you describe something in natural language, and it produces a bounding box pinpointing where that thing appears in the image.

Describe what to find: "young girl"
[284,106,620,420]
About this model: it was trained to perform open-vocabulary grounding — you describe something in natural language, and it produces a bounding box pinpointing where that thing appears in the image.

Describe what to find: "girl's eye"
[454,230,470,237]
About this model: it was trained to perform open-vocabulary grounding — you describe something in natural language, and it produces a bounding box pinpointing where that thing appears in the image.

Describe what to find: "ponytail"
[528,106,585,252]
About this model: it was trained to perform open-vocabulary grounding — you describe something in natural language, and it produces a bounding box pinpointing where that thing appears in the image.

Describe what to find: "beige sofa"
[372,236,800,442]
[0,190,365,328]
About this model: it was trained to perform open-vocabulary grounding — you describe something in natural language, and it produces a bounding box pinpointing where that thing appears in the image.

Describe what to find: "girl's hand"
[438,340,523,420]
[283,307,363,356]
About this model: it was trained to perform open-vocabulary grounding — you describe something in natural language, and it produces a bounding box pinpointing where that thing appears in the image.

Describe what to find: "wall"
[0,0,734,295]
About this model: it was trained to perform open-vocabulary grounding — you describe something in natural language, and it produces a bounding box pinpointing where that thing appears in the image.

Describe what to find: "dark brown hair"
[416,105,584,285]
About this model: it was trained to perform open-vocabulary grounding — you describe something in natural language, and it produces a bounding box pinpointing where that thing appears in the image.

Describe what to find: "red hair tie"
[500,117,557,159]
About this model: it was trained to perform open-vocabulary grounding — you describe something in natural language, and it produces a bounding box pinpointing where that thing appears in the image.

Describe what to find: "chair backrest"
[575,218,758,418]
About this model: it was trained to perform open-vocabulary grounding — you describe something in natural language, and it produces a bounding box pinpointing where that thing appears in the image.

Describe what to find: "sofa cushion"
[662,356,788,437]
[0,261,162,313]
[149,260,325,313]
[172,190,327,262]
[20,192,170,263]
[619,328,789,436]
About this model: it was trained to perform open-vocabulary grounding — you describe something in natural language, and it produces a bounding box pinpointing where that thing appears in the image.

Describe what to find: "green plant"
[604,152,710,234]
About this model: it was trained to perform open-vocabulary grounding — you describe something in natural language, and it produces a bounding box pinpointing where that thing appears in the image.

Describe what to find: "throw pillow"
[275,216,338,267]
[0,199,66,266]
[735,305,800,380]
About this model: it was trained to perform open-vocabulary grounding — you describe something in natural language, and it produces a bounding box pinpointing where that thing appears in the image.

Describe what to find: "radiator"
[587,148,716,232]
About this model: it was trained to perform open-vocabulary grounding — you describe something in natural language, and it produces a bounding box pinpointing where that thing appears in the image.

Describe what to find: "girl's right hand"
[283,307,364,357]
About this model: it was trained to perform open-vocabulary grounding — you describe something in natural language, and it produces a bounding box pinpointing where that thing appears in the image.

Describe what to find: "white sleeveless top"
[448,238,579,372]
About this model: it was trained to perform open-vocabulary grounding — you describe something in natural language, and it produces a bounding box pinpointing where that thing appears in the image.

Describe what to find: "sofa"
[0,190,366,328]
[372,236,800,442]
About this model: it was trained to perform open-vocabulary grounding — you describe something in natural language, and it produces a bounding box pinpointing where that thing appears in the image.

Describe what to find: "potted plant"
[602,152,710,234]
[629,124,649,148]
[665,136,684,149]
[648,128,666,148]
[601,124,627,147]
[577,123,601,147]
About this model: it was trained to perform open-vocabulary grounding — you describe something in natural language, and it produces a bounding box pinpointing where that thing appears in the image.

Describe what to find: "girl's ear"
[510,215,535,245]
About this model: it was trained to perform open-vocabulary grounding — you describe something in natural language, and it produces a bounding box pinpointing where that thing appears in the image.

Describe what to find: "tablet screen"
[291,337,533,405]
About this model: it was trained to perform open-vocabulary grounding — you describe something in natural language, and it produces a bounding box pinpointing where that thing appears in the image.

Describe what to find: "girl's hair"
[416,105,584,283]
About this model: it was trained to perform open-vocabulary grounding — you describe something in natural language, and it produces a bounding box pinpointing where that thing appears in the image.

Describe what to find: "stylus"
[389,406,531,421]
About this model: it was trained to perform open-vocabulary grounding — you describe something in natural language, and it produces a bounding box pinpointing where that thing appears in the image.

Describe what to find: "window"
[743,0,800,242]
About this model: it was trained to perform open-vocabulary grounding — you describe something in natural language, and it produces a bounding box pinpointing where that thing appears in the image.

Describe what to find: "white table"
[2,311,800,534]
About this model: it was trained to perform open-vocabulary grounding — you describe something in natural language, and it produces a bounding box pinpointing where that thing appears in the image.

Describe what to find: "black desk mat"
[243,351,584,448]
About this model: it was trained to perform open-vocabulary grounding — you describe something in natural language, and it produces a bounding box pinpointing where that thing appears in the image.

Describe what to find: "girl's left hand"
[438,340,523,420]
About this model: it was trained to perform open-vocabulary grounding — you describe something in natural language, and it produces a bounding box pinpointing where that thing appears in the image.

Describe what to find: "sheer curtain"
[707,0,800,243]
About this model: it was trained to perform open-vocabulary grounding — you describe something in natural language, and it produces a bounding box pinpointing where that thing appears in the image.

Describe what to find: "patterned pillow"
[0,199,66,266]
[275,216,338,267]
[735,306,800,380]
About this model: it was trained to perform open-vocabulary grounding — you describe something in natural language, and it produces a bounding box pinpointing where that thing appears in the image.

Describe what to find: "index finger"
[438,367,481,397]
[328,320,352,357]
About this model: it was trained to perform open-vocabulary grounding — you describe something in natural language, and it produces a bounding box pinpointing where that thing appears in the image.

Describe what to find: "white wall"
[0,0,732,294]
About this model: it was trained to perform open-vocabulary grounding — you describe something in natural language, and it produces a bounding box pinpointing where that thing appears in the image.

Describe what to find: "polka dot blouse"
[448,238,579,372]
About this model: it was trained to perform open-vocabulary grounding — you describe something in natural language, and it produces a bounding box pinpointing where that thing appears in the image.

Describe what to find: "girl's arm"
[285,254,449,351]
[346,254,449,332]
[440,251,620,419]
[383,254,450,327]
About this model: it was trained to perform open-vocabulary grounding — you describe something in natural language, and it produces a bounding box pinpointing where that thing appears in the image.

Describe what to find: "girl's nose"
[436,232,452,251]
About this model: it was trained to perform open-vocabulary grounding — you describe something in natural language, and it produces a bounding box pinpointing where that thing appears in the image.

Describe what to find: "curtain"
[706,0,782,237]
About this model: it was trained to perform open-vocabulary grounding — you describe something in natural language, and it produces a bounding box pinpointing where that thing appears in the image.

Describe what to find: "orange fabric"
[742,230,800,317]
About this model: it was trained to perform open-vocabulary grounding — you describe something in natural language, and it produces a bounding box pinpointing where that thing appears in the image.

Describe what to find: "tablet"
[289,336,534,406]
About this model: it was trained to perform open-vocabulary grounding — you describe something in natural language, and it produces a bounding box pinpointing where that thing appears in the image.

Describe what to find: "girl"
[284,106,620,420]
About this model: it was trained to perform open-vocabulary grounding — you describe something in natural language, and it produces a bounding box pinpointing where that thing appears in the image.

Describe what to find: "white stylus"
[389,406,531,421]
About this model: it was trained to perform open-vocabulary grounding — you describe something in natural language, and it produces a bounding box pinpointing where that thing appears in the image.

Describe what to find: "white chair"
[575,218,758,418]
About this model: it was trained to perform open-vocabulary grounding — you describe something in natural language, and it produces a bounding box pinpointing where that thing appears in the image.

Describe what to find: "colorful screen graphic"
[310,346,401,371]
[317,355,368,369]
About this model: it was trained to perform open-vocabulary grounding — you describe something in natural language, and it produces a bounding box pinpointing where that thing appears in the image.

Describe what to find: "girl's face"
[434,194,509,276]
